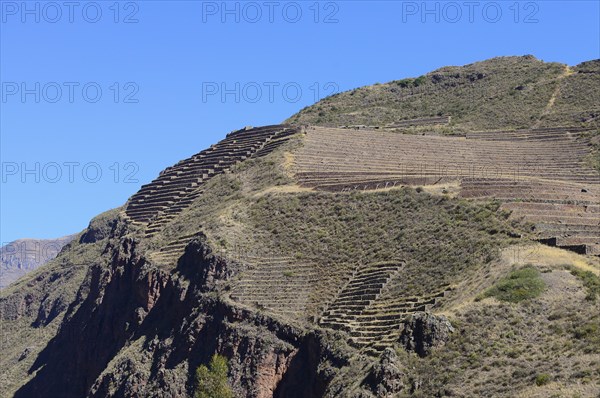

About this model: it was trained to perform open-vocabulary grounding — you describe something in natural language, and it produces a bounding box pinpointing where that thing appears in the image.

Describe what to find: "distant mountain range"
[0,235,77,289]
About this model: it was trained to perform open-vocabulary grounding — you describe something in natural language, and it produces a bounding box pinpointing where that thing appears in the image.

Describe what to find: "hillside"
[0,235,76,289]
[287,56,600,132]
[1,56,599,398]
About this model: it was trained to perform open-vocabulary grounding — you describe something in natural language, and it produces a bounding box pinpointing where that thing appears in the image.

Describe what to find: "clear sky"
[1,0,599,243]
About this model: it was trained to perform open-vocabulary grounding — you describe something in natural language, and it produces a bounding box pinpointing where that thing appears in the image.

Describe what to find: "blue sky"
[1,0,599,243]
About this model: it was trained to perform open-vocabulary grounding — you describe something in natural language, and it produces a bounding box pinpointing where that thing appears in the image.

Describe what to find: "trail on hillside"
[532,65,571,129]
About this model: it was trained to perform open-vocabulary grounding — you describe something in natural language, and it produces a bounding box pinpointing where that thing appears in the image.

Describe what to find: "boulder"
[363,348,405,397]
[398,312,454,357]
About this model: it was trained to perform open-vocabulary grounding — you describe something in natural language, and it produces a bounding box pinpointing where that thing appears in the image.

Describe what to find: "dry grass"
[401,264,600,397]
[421,181,461,197]
[516,244,600,276]
[287,56,600,131]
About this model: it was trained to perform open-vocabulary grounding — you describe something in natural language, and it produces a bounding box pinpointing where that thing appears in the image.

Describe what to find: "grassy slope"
[401,259,600,398]
[539,60,600,128]
[286,56,599,132]
[240,190,517,314]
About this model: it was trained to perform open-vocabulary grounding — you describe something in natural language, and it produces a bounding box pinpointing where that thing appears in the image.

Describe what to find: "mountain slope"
[1,56,599,398]
[287,56,600,131]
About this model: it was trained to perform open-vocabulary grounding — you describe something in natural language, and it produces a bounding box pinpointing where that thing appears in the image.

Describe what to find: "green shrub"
[413,76,427,87]
[195,355,234,398]
[572,320,600,347]
[396,78,413,88]
[535,373,551,386]
[483,266,545,303]
[567,267,600,302]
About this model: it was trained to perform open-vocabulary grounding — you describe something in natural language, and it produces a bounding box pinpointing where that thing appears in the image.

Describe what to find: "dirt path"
[532,65,571,129]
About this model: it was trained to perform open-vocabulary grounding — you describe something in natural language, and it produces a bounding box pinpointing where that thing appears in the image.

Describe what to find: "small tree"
[195,354,234,398]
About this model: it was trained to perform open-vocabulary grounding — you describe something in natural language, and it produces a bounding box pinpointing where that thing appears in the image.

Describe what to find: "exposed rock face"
[79,209,123,244]
[12,230,342,398]
[363,348,405,397]
[398,312,454,357]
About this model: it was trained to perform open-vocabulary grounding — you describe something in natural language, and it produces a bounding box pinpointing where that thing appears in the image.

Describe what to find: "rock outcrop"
[12,227,345,398]
[398,312,454,357]
[363,348,405,397]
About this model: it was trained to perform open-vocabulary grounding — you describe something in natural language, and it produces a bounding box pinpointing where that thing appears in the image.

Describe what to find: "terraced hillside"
[318,262,451,354]
[229,256,317,320]
[124,124,299,236]
[293,126,600,256]
[119,126,521,353]
[227,188,519,356]
[2,56,600,398]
